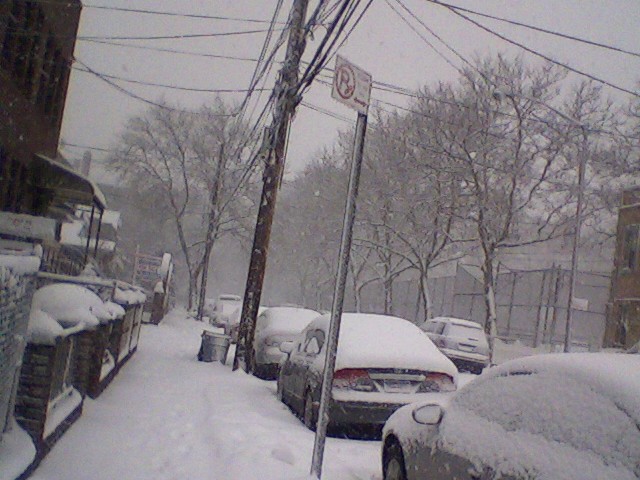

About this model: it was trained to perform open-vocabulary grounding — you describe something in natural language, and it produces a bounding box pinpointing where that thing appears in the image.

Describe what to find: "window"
[621,224,640,272]
[1,1,21,71]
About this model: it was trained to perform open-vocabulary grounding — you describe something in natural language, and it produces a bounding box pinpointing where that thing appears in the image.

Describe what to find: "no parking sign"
[331,55,372,115]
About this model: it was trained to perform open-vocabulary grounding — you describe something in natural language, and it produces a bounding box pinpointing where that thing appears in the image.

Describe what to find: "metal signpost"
[310,56,372,480]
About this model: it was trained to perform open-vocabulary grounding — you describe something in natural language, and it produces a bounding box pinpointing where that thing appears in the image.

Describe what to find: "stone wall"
[14,343,56,442]
[0,268,35,437]
[75,324,113,399]
[15,335,84,454]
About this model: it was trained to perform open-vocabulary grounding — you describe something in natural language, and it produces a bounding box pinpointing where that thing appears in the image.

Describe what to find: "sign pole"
[310,111,368,479]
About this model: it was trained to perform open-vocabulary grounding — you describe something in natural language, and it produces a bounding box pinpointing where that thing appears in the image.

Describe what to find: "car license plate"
[383,380,414,393]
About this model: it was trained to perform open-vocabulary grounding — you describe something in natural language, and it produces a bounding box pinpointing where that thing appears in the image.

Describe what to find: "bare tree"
[109,100,256,310]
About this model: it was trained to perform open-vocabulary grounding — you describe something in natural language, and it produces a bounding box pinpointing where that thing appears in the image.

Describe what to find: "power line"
[428,1,640,99]
[385,0,463,75]
[77,28,284,42]
[429,0,640,60]
[237,0,288,124]
[297,0,375,96]
[300,101,354,124]
[79,38,260,62]
[82,4,287,25]
[73,57,237,116]
[71,66,269,94]
[326,0,374,63]
[2,26,284,42]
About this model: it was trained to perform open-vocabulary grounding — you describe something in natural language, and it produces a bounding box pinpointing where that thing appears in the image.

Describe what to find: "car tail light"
[418,373,455,393]
[332,369,375,392]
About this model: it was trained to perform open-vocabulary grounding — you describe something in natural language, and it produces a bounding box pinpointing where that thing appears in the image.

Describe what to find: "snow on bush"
[27,309,63,345]
[28,283,126,343]
[114,285,146,306]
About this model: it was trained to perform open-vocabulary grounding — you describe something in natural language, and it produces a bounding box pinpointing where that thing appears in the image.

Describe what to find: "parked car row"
[245,306,640,479]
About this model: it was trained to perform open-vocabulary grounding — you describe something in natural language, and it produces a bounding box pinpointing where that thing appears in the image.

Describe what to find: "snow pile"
[104,301,125,320]
[27,309,63,346]
[258,306,320,334]
[0,252,41,275]
[27,283,124,344]
[0,246,41,297]
[157,253,172,278]
[114,284,146,306]
[0,419,36,480]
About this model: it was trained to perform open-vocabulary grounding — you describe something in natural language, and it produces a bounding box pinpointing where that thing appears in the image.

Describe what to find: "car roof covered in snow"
[258,306,320,332]
[480,352,640,422]
[308,313,458,377]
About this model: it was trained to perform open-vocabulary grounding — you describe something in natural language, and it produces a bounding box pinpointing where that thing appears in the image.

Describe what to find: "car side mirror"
[412,404,443,425]
[279,341,294,354]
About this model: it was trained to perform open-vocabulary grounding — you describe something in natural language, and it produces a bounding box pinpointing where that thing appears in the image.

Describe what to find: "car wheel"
[383,441,408,480]
[303,390,317,431]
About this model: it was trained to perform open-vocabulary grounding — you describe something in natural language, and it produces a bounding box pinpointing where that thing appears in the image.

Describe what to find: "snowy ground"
[30,309,383,480]
[28,309,522,480]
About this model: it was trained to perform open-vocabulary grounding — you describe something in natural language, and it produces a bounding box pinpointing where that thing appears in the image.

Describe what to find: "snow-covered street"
[29,309,383,480]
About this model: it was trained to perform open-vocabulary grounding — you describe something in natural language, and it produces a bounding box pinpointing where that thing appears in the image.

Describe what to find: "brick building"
[0,0,109,274]
[605,187,640,349]
[1,0,80,211]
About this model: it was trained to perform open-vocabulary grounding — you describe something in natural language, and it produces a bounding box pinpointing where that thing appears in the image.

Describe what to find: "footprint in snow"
[271,446,296,465]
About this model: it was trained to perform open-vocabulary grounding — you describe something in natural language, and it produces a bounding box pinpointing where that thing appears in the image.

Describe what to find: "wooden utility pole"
[233,0,310,371]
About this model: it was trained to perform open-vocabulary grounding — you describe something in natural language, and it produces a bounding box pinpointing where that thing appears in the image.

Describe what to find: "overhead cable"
[80,38,260,62]
[429,1,640,98]
[82,4,286,25]
[71,66,269,94]
[428,0,640,59]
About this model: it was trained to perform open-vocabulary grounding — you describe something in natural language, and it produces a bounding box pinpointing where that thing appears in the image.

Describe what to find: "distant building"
[605,187,640,349]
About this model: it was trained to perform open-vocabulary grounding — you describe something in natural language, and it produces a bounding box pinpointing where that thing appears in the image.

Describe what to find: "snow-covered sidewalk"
[29,309,382,480]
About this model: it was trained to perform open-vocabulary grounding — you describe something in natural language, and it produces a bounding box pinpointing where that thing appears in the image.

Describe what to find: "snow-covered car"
[250,306,320,379]
[226,305,268,343]
[277,313,458,433]
[207,294,242,328]
[419,317,490,374]
[381,353,640,480]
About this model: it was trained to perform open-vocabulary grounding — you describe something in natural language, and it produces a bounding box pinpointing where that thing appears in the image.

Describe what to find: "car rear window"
[447,323,484,340]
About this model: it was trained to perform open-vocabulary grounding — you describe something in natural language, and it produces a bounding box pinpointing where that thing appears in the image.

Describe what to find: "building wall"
[605,188,640,348]
[0,0,82,213]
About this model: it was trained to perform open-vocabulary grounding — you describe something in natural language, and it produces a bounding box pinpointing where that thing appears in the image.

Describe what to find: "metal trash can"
[198,330,230,364]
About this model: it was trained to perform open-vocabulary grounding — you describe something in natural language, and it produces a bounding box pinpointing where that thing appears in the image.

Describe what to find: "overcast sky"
[59,0,640,182]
